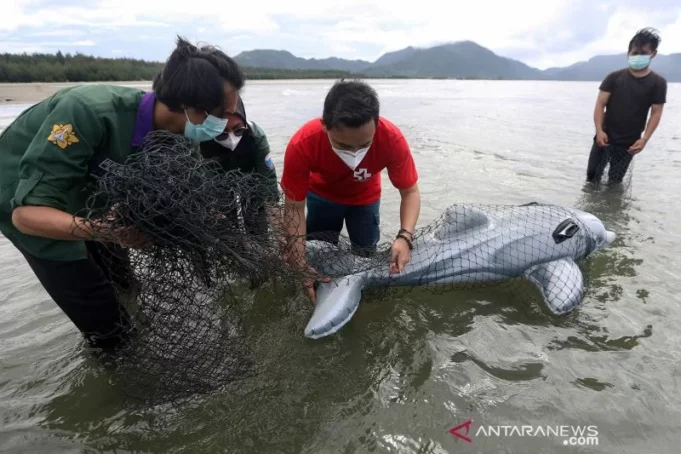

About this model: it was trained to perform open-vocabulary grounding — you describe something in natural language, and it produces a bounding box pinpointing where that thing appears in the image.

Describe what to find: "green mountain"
[367,41,540,79]
[2,42,679,83]
[234,41,681,82]
[371,46,419,67]
[234,49,371,73]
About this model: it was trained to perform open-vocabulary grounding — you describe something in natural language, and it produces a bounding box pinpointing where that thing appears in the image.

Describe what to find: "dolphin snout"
[605,231,616,244]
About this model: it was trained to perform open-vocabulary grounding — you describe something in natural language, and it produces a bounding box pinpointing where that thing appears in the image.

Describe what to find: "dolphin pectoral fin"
[523,258,584,315]
[304,275,365,339]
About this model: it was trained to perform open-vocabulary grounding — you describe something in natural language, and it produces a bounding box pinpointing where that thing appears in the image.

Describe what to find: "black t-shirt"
[600,69,667,147]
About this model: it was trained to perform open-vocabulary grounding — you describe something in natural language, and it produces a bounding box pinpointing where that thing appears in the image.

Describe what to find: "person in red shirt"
[281,80,421,303]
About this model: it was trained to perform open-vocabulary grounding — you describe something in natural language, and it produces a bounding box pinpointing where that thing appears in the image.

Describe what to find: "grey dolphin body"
[304,203,616,339]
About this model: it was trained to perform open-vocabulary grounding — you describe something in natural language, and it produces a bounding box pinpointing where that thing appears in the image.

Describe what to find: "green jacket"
[0,84,146,261]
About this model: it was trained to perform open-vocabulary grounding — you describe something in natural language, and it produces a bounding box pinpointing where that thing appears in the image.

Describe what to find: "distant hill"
[2,43,679,83]
[542,53,681,82]
[234,50,371,73]
[372,46,419,67]
[366,41,540,79]
[234,42,681,82]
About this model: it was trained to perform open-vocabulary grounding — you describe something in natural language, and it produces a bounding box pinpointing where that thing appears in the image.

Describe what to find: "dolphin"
[303,202,616,339]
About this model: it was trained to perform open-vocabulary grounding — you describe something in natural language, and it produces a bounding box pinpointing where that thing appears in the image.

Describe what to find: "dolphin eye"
[552,219,580,244]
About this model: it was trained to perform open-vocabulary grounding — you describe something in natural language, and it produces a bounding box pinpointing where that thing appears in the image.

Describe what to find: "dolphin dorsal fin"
[434,205,490,240]
[523,258,584,314]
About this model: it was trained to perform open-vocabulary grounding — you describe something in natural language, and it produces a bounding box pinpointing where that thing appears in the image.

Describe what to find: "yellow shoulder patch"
[47,123,80,149]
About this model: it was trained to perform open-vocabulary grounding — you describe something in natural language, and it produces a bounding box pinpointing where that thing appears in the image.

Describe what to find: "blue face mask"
[628,54,651,71]
[184,110,228,142]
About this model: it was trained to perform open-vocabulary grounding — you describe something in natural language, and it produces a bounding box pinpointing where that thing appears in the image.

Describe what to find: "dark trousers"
[18,241,134,350]
[306,191,380,256]
[586,141,634,184]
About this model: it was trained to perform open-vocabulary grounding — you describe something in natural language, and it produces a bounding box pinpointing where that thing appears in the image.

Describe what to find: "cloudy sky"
[2,0,680,69]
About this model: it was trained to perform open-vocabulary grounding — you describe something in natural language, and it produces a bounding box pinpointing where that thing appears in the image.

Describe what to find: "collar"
[131,91,156,147]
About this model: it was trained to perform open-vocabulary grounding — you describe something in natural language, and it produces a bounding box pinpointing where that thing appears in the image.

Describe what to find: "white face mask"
[331,141,372,170]
[214,132,243,151]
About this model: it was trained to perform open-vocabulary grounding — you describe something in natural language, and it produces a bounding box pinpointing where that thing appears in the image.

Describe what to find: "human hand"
[596,131,609,148]
[111,225,153,249]
[282,238,330,305]
[628,138,647,155]
[85,221,152,248]
[302,265,331,305]
[84,205,152,249]
[389,234,413,275]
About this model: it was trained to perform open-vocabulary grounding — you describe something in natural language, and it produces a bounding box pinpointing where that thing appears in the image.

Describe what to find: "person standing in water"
[0,36,245,350]
[586,27,667,184]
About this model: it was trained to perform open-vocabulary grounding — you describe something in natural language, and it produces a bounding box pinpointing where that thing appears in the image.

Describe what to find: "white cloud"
[0,39,96,53]
[27,29,85,38]
[1,0,680,67]
[0,0,169,31]
[525,6,681,68]
[329,0,574,51]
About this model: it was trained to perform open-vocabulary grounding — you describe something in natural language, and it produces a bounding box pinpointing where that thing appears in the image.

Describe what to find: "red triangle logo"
[449,419,473,443]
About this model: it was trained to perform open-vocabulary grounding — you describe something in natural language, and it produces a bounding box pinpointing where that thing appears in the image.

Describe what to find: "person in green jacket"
[0,36,245,350]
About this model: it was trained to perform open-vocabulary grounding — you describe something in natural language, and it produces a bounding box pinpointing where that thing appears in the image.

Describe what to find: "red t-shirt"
[281,117,418,205]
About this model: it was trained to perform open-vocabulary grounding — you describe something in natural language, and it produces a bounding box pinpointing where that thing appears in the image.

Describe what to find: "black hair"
[628,27,661,53]
[153,36,245,113]
[322,79,379,129]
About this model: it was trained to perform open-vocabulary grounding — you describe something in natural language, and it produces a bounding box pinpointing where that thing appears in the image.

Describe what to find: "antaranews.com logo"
[450,419,599,447]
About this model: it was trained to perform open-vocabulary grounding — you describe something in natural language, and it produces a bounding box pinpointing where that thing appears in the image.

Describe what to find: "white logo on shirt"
[354,168,372,181]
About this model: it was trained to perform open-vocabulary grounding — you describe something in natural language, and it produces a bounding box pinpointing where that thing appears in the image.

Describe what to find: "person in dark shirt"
[200,96,280,288]
[586,27,667,184]
[200,96,279,235]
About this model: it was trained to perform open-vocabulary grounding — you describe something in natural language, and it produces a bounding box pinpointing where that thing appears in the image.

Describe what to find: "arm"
[630,79,666,154]
[593,73,614,147]
[387,135,420,234]
[12,206,92,240]
[398,183,420,236]
[279,139,311,267]
[386,134,420,274]
[593,90,610,135]
[10,99,103,241]
[642,79,667,143]
[642,104,664,142]
[280,138,330,303]
[283,196,307,265]
[629,103,664,154]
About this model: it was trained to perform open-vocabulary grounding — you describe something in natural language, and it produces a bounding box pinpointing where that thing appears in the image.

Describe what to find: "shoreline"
[0,78,613,106]
[0,81,153,105]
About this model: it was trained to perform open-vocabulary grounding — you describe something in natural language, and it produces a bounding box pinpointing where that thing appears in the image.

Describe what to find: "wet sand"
[0,81,152,105]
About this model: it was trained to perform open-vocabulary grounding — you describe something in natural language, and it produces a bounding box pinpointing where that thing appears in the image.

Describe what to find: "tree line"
[0,51,371,83]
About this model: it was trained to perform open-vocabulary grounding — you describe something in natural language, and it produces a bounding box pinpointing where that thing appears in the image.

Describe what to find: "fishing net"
[75,131,309,405]
[586,144,635,190]
[73,130,613,405]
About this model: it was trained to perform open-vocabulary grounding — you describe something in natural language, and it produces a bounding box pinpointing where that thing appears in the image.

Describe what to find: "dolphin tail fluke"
[304,275,366,339]
[523,258,584,315]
